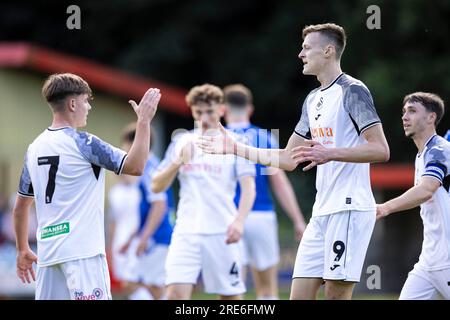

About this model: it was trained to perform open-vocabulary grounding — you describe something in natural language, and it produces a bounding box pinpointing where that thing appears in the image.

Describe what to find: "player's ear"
[222,104,229,115]
[428,112,437,125]
[248,105,254,117]
[218,104,225,117]
[68,98,76,112]
[324,44,333,58]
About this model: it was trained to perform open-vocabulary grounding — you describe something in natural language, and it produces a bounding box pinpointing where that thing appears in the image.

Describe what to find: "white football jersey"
[18,127,127,267]
[414,134,450,271]
[108,182,140,252]
[158,129,255,234]
[295,73,381,216]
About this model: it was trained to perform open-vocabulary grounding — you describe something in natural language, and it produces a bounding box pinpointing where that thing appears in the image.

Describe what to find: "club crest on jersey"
[315,97,324,111]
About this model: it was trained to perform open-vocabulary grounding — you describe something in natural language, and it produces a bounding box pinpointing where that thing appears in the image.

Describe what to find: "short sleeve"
[423,145,449,185]
[18,150,34,197]
[294,98,311,139]
[343,84,381,135]
[73,131,127,174]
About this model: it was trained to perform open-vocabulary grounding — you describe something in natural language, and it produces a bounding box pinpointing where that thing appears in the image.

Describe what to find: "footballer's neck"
[414,128,437,153]
[51,112,76,129]
[317,62,342,89]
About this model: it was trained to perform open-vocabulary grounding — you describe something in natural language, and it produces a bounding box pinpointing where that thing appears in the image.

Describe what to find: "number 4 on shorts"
[229,262,239,276]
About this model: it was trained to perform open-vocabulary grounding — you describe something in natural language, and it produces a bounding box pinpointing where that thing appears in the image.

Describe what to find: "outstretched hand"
[196,123,237,155]
[291,139,331,171]
[16,249,37,284]
[129,88,161,123]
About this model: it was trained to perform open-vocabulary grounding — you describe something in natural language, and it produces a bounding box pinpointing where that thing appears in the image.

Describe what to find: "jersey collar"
[417,134,437,157]
[47,126,71,131]
[320,73,345,92]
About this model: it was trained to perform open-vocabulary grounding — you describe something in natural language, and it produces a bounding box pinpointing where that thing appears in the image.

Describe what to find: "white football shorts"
[400,265,450,300]
[240,211,280,270]
[36,254,112,300]
[165,232,245,296]
[293,210,376,282]
[137,242,169,287]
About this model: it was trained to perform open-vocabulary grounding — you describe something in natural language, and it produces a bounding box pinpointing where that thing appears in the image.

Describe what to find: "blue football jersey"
[228,123,279,212]
[137,154,173,245]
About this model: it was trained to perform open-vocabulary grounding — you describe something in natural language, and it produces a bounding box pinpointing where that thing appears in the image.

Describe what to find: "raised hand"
[196,123,237,155]
[16,249,38,284]
[128,88,161,123]
[291,139,331,171]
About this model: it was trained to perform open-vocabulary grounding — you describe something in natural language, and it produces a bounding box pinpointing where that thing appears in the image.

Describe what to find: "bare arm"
[122,88,161,176]
[329,125,390,163]
[198,124,308,171]
[152,140,193,193]
[152,162,181,193]
[226,175,256,244]
[13,195,37,283]
[292,124,390,171]
[377,177,441,220]
[269,170,306,241]
[136,200,167,256]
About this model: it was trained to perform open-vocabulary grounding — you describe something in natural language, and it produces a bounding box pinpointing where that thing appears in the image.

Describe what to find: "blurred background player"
[107,125,145,300]
[13,73,160,300]
[152,84,256,300]
[377,92,450,300]
[223,84,307,300]
[197,23,390,300]
[119,123,174,300]
[444,129,450,141]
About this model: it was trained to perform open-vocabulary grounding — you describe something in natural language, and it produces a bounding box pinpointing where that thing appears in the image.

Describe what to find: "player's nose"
[298,50,305,59]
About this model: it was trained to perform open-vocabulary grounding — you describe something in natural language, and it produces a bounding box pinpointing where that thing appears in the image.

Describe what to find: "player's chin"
[302,67,313,75]
[404,129,414,138]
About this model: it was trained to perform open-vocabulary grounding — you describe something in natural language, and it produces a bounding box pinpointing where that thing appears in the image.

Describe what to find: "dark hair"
[302,23,347,59]
[223,84,253,109]
[121,122,153,148]
[403,92,445,126]
[185,84,223,107]
[42,73,92,111]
